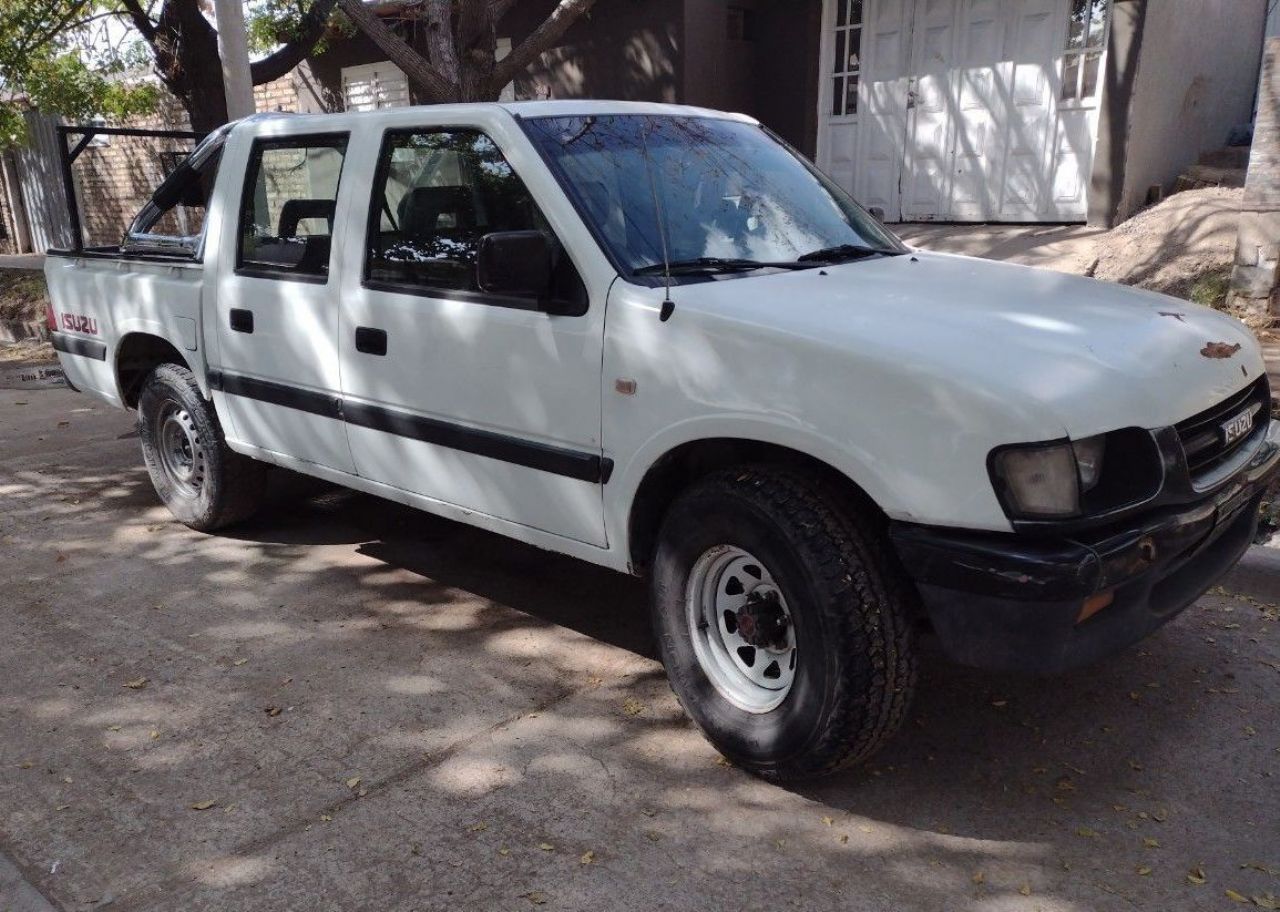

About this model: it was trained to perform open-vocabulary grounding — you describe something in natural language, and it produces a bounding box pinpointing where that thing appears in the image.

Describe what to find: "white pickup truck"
[46,101,1280,780]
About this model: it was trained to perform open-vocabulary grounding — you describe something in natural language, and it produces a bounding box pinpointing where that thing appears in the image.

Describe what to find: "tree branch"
[118,0,156,41]
[489,0,519,24]
[489,0,595,94]
[249,0,339,85]
[335,0,456,101]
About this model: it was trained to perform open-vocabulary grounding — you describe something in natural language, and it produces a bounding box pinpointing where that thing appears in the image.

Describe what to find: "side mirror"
[868,206,886,223]
[477,230,553,304]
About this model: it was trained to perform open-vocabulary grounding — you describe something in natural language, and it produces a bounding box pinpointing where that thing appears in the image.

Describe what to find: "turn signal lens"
[1077,591,1114,624]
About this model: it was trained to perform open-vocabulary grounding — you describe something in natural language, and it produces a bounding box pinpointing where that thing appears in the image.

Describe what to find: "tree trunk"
[151,0,229,132]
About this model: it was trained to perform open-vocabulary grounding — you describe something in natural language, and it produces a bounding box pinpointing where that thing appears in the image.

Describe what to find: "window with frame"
[1062,0,1109,102]
[830,0,863,116]
[365,128,563,297]
[237,134,348,279]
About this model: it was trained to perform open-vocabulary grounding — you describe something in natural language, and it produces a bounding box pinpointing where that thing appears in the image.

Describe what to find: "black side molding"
[50,332,107,361]
[208,369,610,483]
[207,370,341,419]
[342,401,608,483]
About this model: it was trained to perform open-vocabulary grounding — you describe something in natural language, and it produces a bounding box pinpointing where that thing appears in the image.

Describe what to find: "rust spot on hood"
[1201,341,1242,359]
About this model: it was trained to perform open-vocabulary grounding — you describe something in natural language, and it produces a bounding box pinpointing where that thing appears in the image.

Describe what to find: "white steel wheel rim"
[685,545,797,714]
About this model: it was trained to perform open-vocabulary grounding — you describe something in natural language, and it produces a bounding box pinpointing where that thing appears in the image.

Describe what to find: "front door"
[212,132,355,473]
[336,120,607,547]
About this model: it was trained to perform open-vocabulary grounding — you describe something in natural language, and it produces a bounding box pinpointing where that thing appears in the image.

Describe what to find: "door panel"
[900,0,958,220]
[949,0,1004,219]
[337,124,607,547]
[997,0,1060,220]
[213,134,354,473]
[854,0,913,218]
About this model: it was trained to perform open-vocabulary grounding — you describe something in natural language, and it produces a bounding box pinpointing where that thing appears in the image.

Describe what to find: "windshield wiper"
[634,257,817,276]
[796,243,902,263]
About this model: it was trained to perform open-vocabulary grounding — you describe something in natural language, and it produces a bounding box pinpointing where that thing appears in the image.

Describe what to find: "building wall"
[1116,0,1267,221]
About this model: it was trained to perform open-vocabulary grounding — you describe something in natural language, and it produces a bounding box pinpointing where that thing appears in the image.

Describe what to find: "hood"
[677,251,1266,439]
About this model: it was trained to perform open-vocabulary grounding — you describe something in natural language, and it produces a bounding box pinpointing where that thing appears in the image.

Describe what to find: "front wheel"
[138,363,265,532]
[650,467,917,781]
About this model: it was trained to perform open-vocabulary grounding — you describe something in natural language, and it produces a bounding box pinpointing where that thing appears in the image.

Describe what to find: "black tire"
[650,466,917,781]
[137,363,266,532]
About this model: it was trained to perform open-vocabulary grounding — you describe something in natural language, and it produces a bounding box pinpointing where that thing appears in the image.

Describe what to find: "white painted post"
[214,0,257,120]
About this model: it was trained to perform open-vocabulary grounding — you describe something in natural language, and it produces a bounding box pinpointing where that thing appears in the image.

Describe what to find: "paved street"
[2,387,1279,911]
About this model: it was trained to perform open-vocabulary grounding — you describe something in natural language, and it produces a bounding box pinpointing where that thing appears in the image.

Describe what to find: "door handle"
[355,326,388,356]
[229,308,254,333]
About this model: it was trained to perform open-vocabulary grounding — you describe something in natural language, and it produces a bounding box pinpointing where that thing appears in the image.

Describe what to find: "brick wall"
[70,74,301,247]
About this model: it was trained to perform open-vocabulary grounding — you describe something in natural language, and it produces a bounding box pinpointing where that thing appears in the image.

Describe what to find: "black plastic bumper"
[891,433,1280,674]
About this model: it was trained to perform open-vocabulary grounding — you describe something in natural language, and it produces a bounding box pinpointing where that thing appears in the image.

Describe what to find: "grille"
[1174,377,1270,481]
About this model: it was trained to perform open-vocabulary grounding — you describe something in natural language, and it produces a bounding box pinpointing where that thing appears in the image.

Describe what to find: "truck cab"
[46,101,1280,780]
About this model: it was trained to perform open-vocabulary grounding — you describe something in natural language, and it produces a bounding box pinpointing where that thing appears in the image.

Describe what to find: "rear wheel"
[138,364,265,531]
[650,467,917,780]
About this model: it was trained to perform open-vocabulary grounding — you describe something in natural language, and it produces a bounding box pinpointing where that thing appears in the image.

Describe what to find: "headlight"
[990,434,1107,518]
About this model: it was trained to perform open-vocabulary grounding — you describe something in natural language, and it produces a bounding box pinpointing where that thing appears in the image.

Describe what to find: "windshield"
[521,114,904,279]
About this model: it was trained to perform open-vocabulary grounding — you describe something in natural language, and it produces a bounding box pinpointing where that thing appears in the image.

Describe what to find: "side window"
[365,128,576,301]
[237,134,348,280]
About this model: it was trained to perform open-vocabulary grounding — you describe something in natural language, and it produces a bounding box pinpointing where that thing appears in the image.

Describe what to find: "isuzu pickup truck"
[46,101,1280,780]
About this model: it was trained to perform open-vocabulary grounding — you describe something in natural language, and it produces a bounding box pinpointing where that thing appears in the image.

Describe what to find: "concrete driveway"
[2,387,1279,912]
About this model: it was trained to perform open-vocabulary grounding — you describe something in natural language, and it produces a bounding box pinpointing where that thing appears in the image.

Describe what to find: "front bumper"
[891,425,1280,674]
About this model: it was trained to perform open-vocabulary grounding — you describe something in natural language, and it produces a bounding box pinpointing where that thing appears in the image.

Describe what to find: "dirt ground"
[2,385,1279,912]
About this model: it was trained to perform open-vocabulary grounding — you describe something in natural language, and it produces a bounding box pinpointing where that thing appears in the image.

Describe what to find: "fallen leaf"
[1252,892,1279,909]
[265,707,281,717]
[190,800,216,811]
[468,822,488,833]
[320,814,332,822]
[1187,866,1207,885]
[972,871,985,885]
[821,815,835,826]
[1019,883,1032,896]
[622,698,644,716]
[345,777,361,790]
[1143,837,1161,848]
[498,846,510,856]
[1137,866,1152,876]
[644,831,660,842]
[1152,809,1168,822]
[149,730,159,740]
[538,842,555,851]
[1225,889,1250,903]
[233,658,247,667]
[1076,826,1101,839]
[838,834,849,844]
[579,850,595,865]
[55,804,70,811]
[521,892,548,905]
[123,677,148,690]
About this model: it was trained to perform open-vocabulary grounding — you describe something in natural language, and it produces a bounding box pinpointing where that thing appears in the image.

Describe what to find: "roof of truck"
[238,100,758,133]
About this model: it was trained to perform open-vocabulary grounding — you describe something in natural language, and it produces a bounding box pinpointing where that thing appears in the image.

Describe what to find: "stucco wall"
[1117,0,1267,221]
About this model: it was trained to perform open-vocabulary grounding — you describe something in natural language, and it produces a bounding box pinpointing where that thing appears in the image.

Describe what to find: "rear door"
[210,130,355,472]
[335,112,608,546]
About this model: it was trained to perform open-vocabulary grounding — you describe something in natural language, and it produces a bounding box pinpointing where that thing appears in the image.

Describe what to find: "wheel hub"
[733,591,789,649]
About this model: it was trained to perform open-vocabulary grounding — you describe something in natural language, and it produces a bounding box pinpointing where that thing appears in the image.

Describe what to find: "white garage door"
[818,0,1109,222]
